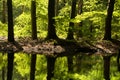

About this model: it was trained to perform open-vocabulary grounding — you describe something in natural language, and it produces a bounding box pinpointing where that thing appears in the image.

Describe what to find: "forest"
[0,0,120,80]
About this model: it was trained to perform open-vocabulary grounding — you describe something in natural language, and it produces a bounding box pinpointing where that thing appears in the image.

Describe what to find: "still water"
[0,53,119,80]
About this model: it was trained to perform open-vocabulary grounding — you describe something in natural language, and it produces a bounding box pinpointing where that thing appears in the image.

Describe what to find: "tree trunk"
[66,0,77,75]
[78,0,83,15]
[76,0,83,38]
[31,0,37,40]
[7,52,14,80]
[103,56,110,80]
[46,57,56,80]
[2,0,7,23]
[47,0,58,39]
[7,0,14,42]
[67,0,77,40]
[89,24,93,37]
[7,0,15,80]
[55,0,59,16]
[2,0,7,80]
[103,0,115,40]
[30,1,37,79]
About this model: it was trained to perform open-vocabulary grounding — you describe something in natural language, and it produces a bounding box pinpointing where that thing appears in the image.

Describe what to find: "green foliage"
[83,0,107,11]
[55,4,71,38]
[0,22,7,36]
[112,6,120,39]
[13,0,31,9]
[0,0,120,79]
[14,13,31,37]
[0,0,119,40]
[36,0,48,38]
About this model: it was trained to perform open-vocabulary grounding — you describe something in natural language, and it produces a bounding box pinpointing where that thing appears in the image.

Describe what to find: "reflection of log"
[47,56,56,80]
[74,55,82,72]
[30,54,37,80]
[117,49,120,71]
[7,52,14,80]
[103,56,110,80]
[67,56,73,72]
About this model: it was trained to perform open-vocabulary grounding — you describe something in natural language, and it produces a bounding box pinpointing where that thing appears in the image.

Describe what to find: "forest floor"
[0,37,119,57]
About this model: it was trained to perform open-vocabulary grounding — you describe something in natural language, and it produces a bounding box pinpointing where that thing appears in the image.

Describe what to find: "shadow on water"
[0,53,120,80]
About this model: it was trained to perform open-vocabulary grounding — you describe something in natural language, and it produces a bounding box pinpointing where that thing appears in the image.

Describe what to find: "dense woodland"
[0,0,120,80]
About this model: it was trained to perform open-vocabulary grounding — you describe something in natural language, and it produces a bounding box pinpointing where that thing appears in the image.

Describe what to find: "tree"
[103,0,115,40]
[67,0,77,39]
[31,0,37,40]
[78,0,83,16]
[7,0,14,42]
[7,0,14,80]
[2,0,7,23]
[76,0,83,38]
[66,0,77,74]
[47,0,58,39]
[55,0,59,16]
[30,0,37,80]
[2,0,7,80]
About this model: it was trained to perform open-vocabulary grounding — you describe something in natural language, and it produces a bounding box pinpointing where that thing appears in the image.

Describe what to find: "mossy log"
[0,38,97,57]
[0,38,120,57]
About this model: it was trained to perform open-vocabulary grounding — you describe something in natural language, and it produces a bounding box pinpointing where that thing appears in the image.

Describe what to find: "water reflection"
[0,53,120,80]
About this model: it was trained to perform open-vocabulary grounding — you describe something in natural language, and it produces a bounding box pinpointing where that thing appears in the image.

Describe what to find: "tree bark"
[76,0,83,38]
[103,56,110,80]
[78,0,83,15]
[31,0,37,40]
[55,0,59,16]
[47,0,58,39]
[2,0,7,23]
[7,0,15,80]
[103,0,115,40]
[67,0,77,40]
